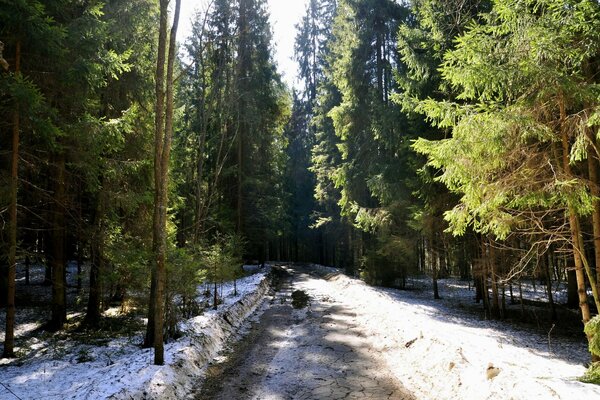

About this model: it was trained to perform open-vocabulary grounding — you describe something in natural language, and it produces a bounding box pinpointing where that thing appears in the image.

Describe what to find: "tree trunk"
[85,239,102,327]
[560,103,592,326]
[84,192,104,328]
[49,153,67,331]
[147,0,181,366]
[143,270,156,348]
[489,240,500,318]
[480,239,490,316]
[431,235,440,299]
[519,279,525,319]
[235,0,248,236]
[544,251,557,321]
[213,276,218,310]
[588,146,600,298]
[3,39,20,358]
[76,249,82,291]
[567,268,578,308]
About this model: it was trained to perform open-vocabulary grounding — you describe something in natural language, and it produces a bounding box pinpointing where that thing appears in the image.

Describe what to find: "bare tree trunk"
[3,39,20,358]
[147,0,181,366]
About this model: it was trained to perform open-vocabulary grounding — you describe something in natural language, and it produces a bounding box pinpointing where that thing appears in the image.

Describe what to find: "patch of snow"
[296,264,599,400]
[0,271,270,400]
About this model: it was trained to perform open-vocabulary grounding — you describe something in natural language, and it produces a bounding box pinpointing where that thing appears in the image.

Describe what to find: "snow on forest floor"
[2,262,599,400]
[299,264,600,400]
[0,264,270,400]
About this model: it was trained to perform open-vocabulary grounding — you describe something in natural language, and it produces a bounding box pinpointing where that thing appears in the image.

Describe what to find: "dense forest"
[3,0,600,380]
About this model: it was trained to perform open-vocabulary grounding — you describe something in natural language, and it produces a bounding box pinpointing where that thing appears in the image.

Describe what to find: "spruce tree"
[413,0,600,346]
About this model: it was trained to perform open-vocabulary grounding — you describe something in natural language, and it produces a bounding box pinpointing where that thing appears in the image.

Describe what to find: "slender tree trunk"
[76,249,82,291]
[235,0,248,236]
[500,281,506,319]
[519,279,525,319]
[145,0,169,350]
[43,247,52,286]
[147,0,181,366]
[143,270,156,347]
[431,235,440,299]
[85,239,102,327]
[489,240,500,318]
[560,101,592,325]
[49,153,67,331]
[375,22,383,101]
[3,39,20,358]
[84,191,104,328]
[213,279,218,310]
[481,239,490,316]
[588,145,600,298]
[544,251,557,321]
[567,268,578,308]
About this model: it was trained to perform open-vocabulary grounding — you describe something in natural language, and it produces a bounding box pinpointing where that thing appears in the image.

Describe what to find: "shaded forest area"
[3,0,600,377]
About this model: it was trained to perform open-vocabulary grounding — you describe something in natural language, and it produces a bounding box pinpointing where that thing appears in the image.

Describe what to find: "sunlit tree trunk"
[559,99,592,327]
[146,0,181,366]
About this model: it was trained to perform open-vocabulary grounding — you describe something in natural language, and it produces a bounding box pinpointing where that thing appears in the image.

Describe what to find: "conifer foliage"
[3,0,600,372]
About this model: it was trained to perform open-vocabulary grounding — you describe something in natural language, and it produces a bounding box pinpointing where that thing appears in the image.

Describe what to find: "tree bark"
[84,190,105,328]
[3,39,20,358]
[49,153,67,331]
[567,268,578,308]
[588,144,600,298]
[146,0,181,366]
[559,99,592,326]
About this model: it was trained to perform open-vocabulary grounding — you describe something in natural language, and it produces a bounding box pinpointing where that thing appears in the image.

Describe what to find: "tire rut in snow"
[192,264,414,400]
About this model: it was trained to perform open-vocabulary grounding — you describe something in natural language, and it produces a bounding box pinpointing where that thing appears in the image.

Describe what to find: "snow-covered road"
[192,264,600,400]
[193,265,413,399]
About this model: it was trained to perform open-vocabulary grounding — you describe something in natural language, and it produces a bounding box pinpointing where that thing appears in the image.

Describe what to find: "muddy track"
[192,265,413,400]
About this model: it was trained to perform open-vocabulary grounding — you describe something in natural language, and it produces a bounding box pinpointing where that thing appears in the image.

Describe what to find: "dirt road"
[193,265,413,400]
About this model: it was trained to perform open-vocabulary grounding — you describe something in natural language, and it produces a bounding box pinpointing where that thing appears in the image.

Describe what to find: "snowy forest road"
[192,264,414,400]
